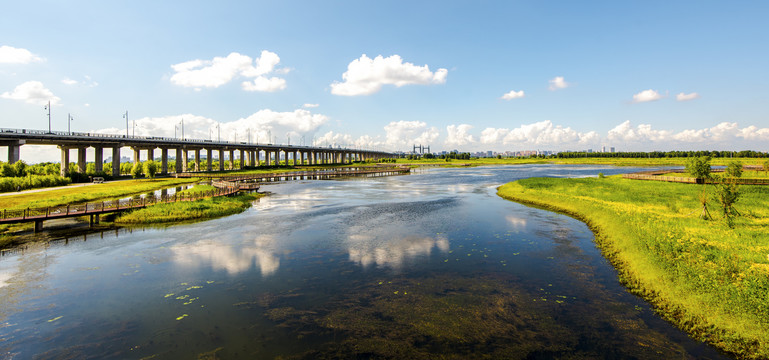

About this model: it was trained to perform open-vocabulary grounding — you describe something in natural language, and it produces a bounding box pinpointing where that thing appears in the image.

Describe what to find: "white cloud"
[676,92,700,101]
[445,124,475,146]
[241,76,286,92]
[170,51,287,92]
[480,120,598,147]
[0,46,43,64]
[383,120,440,148]
[61,75,98,87]
[330,54,448,96]
[607,120,769,147]
[632,89,663,103]
[302,103,319,108]
[607,120,671,142]
[501,90,525,100]
[1,81,61,106]
[548,76,569,91]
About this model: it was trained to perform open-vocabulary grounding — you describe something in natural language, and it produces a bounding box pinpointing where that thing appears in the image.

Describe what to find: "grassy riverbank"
[0,178,200,210]
[497,177,769,359]
[114,192,263,224]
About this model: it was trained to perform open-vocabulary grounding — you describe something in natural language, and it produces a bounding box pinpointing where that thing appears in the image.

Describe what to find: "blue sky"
[1,1,768,161]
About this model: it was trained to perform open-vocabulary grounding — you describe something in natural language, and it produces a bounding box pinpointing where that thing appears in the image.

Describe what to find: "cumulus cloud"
[676,92,700,101]
[1,81,61,106]
[170,51,287,91]
[0,45,43,64]
[445,124,475,146]
[548,76,569,91]
[632,89,663,103]
[383,120,440,148]
[607,120,769,147]
[330,54,448,96]
[501,90,525,100]
[302,103,319,108]
[61,75,98,87]
[480,120,598,147]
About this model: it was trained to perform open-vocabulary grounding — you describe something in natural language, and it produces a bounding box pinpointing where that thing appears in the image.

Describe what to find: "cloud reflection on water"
[171,235,280,277]
[347,234,449,270]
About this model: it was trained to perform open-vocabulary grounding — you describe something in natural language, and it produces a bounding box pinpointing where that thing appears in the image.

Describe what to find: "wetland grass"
[497,176,769,359]
[114,192,264,224]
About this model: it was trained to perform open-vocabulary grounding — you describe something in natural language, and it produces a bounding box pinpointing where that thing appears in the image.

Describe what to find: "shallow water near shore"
[0,164,730,359]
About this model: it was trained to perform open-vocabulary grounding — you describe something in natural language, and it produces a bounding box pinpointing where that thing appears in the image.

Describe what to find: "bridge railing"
[0,187,240,222]
[0,128,391,154]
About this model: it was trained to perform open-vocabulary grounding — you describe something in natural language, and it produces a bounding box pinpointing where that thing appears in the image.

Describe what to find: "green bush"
[0,174,71,193]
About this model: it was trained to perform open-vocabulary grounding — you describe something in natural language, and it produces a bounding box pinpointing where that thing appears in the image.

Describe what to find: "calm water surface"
[0,165,730,359]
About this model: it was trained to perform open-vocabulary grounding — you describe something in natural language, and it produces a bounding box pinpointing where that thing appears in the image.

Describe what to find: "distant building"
[610,147,615,153]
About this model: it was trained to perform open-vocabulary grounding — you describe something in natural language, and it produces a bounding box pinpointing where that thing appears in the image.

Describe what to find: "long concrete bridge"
[0,128,393,177]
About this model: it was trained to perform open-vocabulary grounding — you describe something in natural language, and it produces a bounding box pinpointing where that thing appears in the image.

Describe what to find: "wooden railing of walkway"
[623,168,769,185]
[0,186,239,228]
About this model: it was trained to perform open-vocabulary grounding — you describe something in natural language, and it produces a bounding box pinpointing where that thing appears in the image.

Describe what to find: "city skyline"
[2,1,768,163]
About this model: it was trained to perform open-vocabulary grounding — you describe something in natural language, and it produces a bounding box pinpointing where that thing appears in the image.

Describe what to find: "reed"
[497,176,769,359]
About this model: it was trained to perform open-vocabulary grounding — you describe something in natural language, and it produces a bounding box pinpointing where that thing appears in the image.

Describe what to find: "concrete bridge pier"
[132,147,141,166]
[34,220,43,233]
[94,146,103,173]
[239,150,244,169]
[229,150,235,170]
[147,148,155,163]
[160,148,169,174]
[175,148,183,173]
[59,146,70,177]
[206,149,213,171]
[2,140,24,163]
[112,146,121,177]
[194,149,200,172]
[77,147,87,173]
[218,149,225,171]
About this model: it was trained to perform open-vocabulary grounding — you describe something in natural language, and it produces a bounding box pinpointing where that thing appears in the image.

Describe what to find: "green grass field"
[497,177,769,359]
[115,192,263,224]
[0,178,200,210]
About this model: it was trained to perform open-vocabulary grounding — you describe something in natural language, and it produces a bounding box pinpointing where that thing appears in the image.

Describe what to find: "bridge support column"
[4,140,24,163]
[218,149,224,171]
[229,150,234,170]
[112,146,120,177]
[250,150,256,167]
[194,149,200,172]
[77,147,87,173]
[175,148,183,173]
[147,148,155,162]
[59,146,69,177]
[161,148,169,174]
[293,151,298,166]
[89,214,100,227]
[94,146,103,173]
[206,149,213,171]
[239,150,244,169]
[182,149,189,172]
[133,147,141,165]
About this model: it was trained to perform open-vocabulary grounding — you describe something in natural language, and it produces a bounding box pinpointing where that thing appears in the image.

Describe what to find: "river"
[0,164,730,359]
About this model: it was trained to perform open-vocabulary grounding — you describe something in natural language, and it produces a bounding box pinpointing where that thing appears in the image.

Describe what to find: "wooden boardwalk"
[623,168,769,185]
[0,187,239,231]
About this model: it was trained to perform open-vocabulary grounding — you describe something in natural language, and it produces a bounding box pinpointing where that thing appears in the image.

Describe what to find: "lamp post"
[123,111,128,137]
[44,101,51,133]
[68,113,74,135]
[179,118,184,140]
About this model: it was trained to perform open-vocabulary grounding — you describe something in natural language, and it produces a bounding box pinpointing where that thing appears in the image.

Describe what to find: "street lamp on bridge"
[123,111,129,137]
[68,113,74,135]
[44,101,51,133]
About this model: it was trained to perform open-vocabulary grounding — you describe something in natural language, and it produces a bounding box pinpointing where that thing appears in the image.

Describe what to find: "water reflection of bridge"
[0,128,394,177]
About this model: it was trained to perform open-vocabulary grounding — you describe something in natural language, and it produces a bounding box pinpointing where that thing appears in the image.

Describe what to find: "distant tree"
[131,162,143,179]
[713,181,740,228]
[724,161,743,179]
[685,156,712,183]
[12,161,27,177]
[0,163,15,177]
[143,160,158,179]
